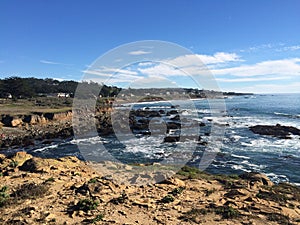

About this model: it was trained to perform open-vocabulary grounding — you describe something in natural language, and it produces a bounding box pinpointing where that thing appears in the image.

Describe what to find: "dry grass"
[0,98,72,115]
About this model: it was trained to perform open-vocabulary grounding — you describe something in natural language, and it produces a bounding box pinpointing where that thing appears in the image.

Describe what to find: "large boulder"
[239,172,273,187]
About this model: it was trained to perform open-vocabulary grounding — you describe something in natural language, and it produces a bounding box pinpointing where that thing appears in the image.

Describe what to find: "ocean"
[22,93,300,185]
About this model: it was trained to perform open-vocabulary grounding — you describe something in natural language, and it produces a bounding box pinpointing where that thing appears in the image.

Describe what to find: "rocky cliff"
[0,111,73,128]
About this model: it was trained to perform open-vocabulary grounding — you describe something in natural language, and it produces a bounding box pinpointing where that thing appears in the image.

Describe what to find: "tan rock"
[11,118,23,127]
[10,151,33,166]
[162,177,185,187]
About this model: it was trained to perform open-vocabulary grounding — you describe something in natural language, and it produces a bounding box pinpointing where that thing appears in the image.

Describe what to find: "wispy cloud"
[40,60,73,66]
[128,50,152,55]
[239,43,283,53]
[138,63,186,77]
[82,66,140,85]
[277,45,300,52]
[167,52,242,67]
[83,67,138,76]
[212,58,300,77]
[129,76,177,88]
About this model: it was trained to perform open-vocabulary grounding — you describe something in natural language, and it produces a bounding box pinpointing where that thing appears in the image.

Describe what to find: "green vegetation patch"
[12,182,50,201]
[179,205,240,222]
[160,195,175,203]
[91,213,104,223]
[215,205,240,219]
[176,165,208,179]
[0,186,9,207]
[76,199,99,212]
[169,186,185,196]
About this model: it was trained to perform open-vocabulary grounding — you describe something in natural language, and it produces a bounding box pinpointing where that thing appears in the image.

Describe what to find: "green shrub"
[169,187,185,196]
[160,195,175,203]
[88,178,98,184]
[215,205,240,219]
[92,214,104,223]
[76,199,99,212]
[45,177,55,183]
[0,186,9,207]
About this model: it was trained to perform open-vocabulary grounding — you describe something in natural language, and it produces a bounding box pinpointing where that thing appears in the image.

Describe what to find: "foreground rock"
[249,124,300,139]
[0,152,300,224]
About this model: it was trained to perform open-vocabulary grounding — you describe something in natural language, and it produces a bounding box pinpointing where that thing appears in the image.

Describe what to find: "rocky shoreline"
[0,152,299,224]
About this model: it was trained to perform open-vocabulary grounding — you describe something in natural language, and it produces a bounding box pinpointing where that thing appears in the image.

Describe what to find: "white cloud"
[212,58,300,77]
[199,52,242,64]
[166,52,242,67]
[82,51,300,93]
[128,50,152,55]
[82,66,141,85]
[129,76,178,88]
[138,63,187,77]
[82,70,112,77]
[40,60,72,66]
[83,67,138,77]
[138,62,155,67]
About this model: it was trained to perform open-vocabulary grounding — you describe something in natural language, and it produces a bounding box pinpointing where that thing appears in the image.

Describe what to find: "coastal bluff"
[0,111,72,128]
[0,152,299,224]
[0,111,74,149]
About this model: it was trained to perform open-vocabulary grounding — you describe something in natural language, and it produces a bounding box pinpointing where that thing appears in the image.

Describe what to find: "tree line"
[0,77,121,99]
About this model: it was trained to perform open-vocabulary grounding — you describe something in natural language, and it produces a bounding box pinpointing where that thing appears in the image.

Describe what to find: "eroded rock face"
[0,111,73,127]
[249,124,300,139]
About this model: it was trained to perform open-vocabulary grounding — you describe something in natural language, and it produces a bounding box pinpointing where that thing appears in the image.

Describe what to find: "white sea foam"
[231,164,251,172]
[32,144,59,152]
[274,112,300,118]
[71,136,103,145]
[265,173,289,183]
[231,154,250,159]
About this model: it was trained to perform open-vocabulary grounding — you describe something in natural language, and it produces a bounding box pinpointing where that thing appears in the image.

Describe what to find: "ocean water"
[20,93,300,185]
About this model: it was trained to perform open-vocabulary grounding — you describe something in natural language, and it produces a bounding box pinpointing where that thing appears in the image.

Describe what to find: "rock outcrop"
[250,124,300,139]
[0,111,73,127]
[0,152,299,225]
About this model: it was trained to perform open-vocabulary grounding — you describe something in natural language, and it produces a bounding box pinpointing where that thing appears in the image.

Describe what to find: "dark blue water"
[20,94,300,185]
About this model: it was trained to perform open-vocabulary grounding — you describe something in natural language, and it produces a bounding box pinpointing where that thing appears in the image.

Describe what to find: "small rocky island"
[250,124,300,139]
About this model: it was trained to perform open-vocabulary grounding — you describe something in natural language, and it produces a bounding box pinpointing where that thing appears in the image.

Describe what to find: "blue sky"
[1,0,300,93]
